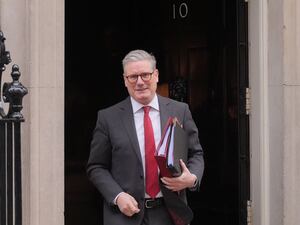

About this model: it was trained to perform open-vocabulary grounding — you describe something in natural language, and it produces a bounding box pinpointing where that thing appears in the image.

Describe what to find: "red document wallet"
[155,117,188,177]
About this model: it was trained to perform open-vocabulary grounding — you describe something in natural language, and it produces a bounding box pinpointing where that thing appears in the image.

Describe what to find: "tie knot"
[143,106,151,114]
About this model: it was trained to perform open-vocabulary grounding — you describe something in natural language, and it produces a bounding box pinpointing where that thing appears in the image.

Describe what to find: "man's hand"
[116,192,140,217]
[160,159,197,192]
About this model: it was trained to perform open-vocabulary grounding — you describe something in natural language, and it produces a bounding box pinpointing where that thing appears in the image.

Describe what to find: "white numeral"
[173,2,189,20]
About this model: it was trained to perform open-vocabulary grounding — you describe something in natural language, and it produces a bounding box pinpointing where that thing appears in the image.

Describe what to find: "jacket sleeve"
[182,103,204,190]
[86,110,123,204]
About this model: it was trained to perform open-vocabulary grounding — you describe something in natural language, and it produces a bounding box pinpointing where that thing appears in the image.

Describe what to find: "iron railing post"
[0,122,7,225]
[0,30,27,225]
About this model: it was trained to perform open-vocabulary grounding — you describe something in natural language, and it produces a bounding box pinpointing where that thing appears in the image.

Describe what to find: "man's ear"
[155,69,159,82]
[123,76,128,87]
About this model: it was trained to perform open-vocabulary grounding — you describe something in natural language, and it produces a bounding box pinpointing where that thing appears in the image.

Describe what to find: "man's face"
[124,60,159,105]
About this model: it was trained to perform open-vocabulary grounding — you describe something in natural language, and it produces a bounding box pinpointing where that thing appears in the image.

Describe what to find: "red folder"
[155,117,193,225]
[155,117,188,178]
[166,118,188,176]
[155,117,173,177]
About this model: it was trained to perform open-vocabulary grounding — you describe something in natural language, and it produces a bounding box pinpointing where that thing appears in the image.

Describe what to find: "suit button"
[140,174,143,179]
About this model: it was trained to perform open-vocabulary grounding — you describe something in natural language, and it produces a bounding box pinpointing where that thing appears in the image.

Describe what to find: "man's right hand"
[116,192,140,217]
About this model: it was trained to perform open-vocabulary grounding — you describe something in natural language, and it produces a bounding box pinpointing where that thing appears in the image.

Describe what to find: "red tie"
[143,106,160,198]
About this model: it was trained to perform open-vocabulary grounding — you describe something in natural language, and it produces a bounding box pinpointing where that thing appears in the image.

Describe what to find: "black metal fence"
[0,31,27,225]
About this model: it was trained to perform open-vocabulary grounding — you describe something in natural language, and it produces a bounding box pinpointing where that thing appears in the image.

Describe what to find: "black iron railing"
[0,31,27,225]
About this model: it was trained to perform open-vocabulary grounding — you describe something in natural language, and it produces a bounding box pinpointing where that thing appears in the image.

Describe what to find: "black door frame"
[64,0,250,224]
[237,0,250,224]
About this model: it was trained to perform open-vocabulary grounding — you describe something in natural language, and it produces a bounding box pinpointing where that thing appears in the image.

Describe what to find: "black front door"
[65,1,249,225]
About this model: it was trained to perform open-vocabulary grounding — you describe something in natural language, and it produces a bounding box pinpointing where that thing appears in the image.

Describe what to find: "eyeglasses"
[125,72,154,83]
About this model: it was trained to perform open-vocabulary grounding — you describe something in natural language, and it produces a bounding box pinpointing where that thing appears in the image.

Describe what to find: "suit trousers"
[142,205,174,225]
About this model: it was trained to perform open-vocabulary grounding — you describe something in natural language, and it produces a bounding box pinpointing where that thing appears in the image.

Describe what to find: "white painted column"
[283,0,300,224]
[0,1,64,225]
[250,0,300,224]
[249,0,272,224]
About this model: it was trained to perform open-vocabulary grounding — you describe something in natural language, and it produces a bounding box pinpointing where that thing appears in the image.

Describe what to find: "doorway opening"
[65,0,249,225]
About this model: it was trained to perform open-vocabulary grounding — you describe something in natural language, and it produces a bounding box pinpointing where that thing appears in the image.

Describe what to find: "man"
[87,49,204,225]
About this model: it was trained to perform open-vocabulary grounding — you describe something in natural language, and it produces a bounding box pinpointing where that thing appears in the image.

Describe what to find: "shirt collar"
[130,94,159,113]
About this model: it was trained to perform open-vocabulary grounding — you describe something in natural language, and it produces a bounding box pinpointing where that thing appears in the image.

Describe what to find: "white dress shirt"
[130,94,163,198]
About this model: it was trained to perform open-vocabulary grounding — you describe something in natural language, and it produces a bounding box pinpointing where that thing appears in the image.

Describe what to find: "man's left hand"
[160,159,197,192]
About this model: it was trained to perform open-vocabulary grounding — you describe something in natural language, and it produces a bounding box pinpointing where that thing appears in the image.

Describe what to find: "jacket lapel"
[158,95,171,133]
[119,97,143,164]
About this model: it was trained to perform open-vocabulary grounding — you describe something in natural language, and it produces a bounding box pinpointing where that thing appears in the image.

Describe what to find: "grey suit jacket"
[87,95,204,225]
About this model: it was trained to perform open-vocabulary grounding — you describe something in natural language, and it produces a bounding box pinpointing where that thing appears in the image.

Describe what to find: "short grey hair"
[122,49,156,72]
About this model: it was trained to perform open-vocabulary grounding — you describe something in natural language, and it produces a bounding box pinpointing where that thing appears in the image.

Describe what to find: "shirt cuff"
[113,192,124,205]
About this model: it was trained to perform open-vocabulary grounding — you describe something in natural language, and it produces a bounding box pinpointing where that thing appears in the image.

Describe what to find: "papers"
[167,124,175,167]
[157,124,172,156]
